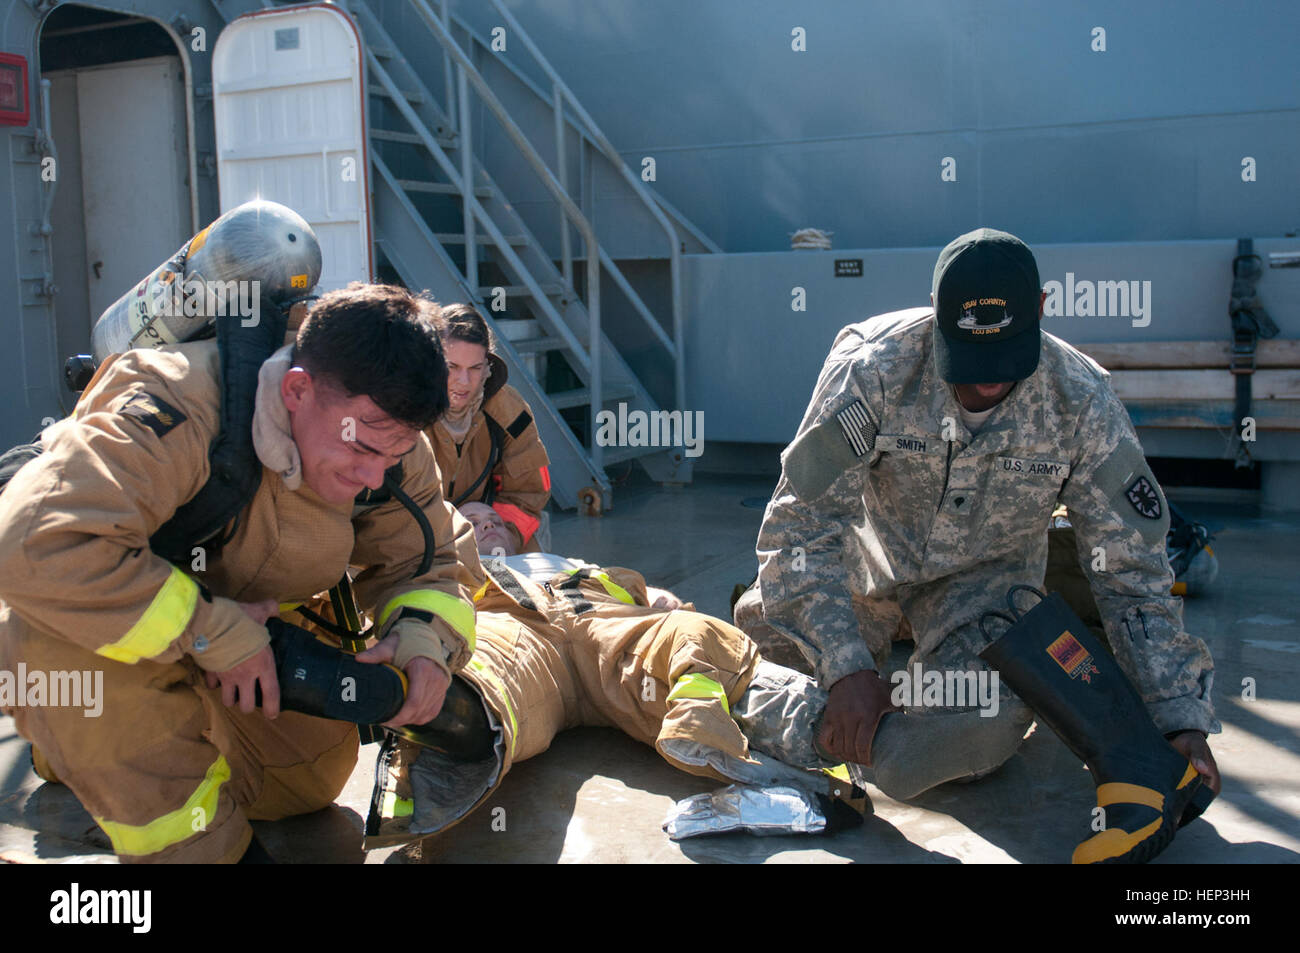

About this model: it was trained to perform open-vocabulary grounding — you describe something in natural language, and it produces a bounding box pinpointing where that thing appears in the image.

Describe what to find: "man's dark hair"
[294,282,448,429]
[436,302,495,353]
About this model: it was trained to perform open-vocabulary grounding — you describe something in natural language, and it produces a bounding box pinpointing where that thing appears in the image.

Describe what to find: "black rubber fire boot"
[978,586,1213,864]
[263,619,494,761]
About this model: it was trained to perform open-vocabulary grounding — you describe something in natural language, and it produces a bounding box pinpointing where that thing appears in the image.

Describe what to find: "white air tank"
[91,200,322,361]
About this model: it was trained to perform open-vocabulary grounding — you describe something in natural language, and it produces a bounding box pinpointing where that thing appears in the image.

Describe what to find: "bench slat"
[1077,339,1300,370]
[1124,399,1300,430]
[1110,369,1300,401]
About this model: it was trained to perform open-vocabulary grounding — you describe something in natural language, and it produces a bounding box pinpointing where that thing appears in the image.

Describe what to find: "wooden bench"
[1075,339,1300,431]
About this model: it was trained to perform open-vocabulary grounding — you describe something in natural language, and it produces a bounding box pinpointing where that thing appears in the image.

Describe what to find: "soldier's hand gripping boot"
[259,619,494,761]
[978,586,1215,864]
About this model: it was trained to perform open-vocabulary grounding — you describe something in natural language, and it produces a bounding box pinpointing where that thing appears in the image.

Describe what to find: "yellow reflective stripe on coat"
[571,569,636,605]
[666,673,730,715]
[469,657,516,757]
[378,590,476,653]
[96,565,199,665]
[94,755,229,856]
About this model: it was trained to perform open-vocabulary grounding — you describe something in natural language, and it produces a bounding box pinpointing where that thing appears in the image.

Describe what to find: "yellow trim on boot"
[1073,765,1199,864]
[1073,818,1164,865]
[1096,782,1164,811]
[381,791,414,818]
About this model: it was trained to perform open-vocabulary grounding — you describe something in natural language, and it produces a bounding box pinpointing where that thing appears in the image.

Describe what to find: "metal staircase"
[225,0,716,511]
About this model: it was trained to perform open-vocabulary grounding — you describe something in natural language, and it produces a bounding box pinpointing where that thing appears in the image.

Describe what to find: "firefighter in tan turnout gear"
[0,284,482,863]
[741,228,1221,863]
[426,304,551,552]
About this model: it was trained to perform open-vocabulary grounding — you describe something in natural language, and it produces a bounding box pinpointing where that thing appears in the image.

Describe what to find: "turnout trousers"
[4,607,357,863]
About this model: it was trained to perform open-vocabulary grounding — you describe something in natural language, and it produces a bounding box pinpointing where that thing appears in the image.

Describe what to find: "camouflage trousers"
[730,524,1103,800]
[733,632,1034,803]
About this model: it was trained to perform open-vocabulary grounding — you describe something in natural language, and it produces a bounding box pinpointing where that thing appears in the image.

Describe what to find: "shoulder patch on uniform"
[120,392,187,438]
[1124,476,1162,520]
[506,410,532,439]
[1093,441,1167,545]
[782,401,872,500]
[835,400,877,457]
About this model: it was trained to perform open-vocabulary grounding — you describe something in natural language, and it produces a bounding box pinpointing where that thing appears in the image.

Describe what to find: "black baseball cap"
[932,228,1042,384]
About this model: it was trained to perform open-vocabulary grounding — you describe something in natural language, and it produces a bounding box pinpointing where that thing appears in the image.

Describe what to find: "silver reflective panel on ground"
[663,784,826,840]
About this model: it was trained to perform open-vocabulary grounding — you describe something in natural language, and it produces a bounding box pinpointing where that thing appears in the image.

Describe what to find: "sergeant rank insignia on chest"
[835,399,876,457]
[1125,475,1162,519]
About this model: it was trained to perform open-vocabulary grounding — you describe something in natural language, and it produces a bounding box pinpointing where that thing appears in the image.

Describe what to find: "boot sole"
[1179,781,1216,828]
[1077,764,1202,864]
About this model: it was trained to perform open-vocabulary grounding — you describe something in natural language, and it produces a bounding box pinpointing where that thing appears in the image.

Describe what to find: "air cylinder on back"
[90,199,323,362]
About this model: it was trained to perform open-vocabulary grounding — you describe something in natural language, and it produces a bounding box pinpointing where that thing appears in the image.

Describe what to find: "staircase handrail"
[481,0,686,412]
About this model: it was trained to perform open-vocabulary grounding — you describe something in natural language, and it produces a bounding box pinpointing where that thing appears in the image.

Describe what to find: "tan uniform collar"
[483,351,509,401]
[440,390,485,443]
[252,344,303,490]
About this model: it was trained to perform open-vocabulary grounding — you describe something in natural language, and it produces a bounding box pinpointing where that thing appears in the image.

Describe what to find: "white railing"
[481,0,685,413]
[378,0,614,467]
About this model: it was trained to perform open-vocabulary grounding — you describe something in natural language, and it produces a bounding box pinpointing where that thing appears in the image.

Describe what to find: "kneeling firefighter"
[427,304,551,553]
[0,201,482,863]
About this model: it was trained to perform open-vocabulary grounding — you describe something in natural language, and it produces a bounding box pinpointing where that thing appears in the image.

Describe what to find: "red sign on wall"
[0,53,31,127]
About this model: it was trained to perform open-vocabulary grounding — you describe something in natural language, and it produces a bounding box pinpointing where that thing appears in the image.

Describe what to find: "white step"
[435,233,529,246]
[369,85,426,105]
[396,179,492,198]
[549,385,637,410]
[371,128,457,149]
[477,284,564,298]
[508,336,568,354]
[602,443,664,465]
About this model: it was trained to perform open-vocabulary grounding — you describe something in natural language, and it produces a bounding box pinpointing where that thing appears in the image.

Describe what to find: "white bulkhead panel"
[212,4,372,294]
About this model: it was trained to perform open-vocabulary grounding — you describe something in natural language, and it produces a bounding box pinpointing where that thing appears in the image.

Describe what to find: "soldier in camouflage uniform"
[743,228,1221,810]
